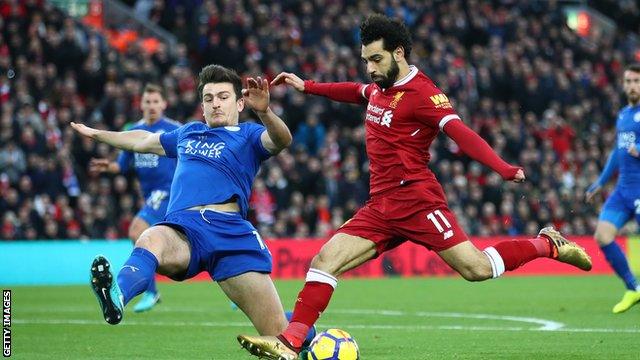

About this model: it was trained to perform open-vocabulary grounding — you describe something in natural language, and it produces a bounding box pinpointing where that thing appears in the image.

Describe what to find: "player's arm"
[70,122,166,155]
[586,147,620,203]
[442,119,524,182]
[271,72,368,104]
[243,76,292,154]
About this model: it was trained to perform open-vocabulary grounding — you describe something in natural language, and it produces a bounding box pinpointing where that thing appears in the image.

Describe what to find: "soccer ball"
[306,328,360,360]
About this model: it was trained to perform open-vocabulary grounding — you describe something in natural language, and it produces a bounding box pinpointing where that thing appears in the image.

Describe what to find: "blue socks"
[117,247,159,306]
[600,242,638,291]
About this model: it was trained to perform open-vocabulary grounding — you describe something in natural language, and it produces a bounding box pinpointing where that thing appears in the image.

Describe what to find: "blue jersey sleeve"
[159,127,182,158]
[596,147,620,186]
[247,123,272,161]
[116,150,133,173]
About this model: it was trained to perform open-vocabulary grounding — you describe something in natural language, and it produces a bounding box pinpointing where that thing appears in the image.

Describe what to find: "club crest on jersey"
[429,93,453,109]
[634,112,640,122]
[184,139,226,158]
[389,91,405,109]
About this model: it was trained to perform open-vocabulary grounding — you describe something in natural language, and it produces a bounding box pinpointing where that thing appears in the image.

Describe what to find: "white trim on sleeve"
[360,84,370,100]
[438,114,461,130]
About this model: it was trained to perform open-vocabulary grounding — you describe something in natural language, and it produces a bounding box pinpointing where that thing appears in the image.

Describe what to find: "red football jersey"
[357,66,459,195]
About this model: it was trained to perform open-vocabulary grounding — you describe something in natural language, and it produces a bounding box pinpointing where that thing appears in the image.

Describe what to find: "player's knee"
[134,228,164,260]
[458,264,492,282]
[594,230,614,246]
[310,251,339,276]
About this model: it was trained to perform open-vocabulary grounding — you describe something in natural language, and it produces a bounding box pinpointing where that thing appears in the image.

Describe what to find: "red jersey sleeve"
[443,120,522,180]
[303,80,371,104]
[413,89,461,129]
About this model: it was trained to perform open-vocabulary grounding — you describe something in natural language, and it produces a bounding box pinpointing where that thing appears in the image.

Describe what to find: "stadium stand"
[1,0,638,240]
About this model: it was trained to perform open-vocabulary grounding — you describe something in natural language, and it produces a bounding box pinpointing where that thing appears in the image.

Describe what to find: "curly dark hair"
[626,63,640,73]
[360,14,412,58]
[197,64,242,100]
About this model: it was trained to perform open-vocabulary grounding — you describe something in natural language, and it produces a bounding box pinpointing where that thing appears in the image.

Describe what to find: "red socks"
[483,237,553,277]
[281,269,337,349]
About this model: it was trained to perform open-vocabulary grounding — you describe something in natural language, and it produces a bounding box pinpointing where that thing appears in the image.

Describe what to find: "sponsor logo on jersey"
[365,103,393,127]
[618,131,636,150]
[134,153,160,168]
[429,93,453,109]
[389,91,405,109]
[184,139,226,158]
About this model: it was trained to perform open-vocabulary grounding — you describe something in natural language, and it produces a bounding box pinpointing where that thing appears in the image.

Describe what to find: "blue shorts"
[136,190,170,225]
[599,187,640,229]
[157,209,272,282]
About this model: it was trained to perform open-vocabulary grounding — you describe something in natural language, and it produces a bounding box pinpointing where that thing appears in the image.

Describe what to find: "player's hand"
[89,158,110,175]
[628,143,639,157]
[501,166,525,182]
[270,72,305,92]
[242,76,270,113]
[585,183,602,204]
[512,168,525,183]
[70,122,100,139]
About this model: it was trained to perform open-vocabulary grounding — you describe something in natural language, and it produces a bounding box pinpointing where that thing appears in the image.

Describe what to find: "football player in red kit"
[238,14,592,360]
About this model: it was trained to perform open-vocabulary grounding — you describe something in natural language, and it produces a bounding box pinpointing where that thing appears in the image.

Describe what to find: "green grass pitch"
[8,276,640,359]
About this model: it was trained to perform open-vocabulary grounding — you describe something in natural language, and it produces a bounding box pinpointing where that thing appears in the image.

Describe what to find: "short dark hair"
[625,63,640,74]
[197,64,242,100]
[142,83,165,99]
[360,14,412,58]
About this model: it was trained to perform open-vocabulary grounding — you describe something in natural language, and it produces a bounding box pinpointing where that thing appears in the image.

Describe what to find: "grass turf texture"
[8,276,639,359]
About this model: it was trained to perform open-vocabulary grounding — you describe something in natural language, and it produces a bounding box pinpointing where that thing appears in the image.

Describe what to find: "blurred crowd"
[1,0,639,241]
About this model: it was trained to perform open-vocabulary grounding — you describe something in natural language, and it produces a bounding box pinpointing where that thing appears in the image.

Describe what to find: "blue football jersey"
[159,121,271,218]
[614,105,640,189]
[117,118,180,199]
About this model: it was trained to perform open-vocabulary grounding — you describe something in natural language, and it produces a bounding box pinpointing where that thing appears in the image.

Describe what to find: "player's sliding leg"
[220,272,289,335]
[90,255,124,325]
[237,233,376,359]
[223,272,297,360]
[594,221,640,313]
[439,227,591,282]
[90,225,190,325]
[128,216,162,313]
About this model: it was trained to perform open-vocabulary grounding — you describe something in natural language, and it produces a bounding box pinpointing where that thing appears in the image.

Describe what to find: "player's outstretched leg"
[538,227,592,271]
[90,255,124,325]
[133,275,161,313]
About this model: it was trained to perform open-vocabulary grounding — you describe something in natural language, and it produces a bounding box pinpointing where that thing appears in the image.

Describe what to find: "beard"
[371,58,400,89]
[628,91,640,105]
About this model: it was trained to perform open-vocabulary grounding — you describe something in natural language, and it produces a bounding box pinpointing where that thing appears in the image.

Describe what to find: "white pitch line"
[330,309,565,331]
[17,307,564,329]
[11,318,640,334]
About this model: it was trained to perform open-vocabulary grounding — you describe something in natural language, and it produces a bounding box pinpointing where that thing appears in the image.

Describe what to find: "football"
[306,329,360,360]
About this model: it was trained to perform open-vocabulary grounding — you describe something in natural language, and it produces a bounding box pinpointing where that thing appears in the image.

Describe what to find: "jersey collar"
[392,65,418,88]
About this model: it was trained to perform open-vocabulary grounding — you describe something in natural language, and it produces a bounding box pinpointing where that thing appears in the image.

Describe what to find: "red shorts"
[336,180,468,253]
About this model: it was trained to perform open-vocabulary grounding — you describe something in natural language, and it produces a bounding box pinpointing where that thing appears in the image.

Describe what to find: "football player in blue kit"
[72,64,296,337]
[89,84,179,313]
[586,63,640,313]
